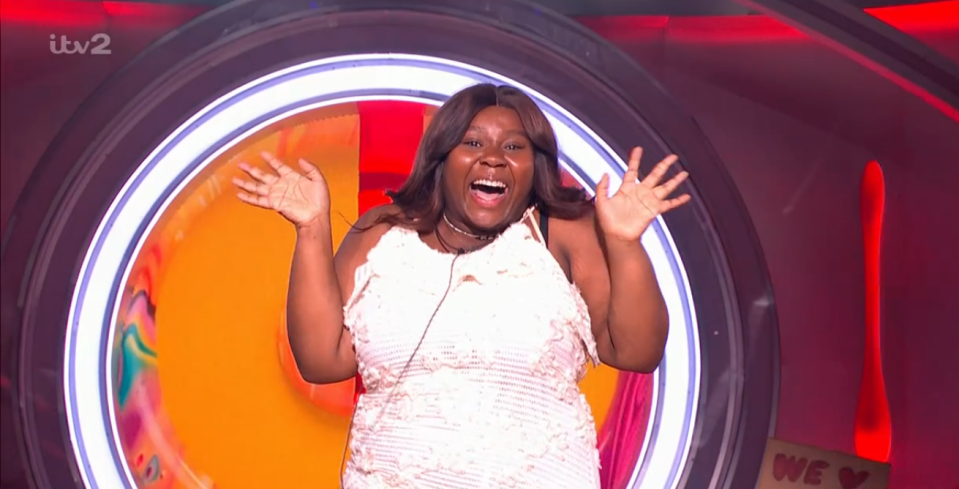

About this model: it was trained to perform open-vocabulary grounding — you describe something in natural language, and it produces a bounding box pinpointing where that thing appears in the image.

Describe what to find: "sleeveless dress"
[341,217,602,489]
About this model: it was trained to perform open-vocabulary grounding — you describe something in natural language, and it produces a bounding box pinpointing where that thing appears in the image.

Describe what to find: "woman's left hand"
[595,147,691,242]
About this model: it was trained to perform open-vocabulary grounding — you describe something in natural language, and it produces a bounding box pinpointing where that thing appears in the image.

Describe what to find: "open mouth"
[469,178,509,206]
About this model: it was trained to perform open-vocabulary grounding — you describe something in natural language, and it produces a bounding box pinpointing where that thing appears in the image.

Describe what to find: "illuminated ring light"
[5,2,779,489]
[65,53,700,489]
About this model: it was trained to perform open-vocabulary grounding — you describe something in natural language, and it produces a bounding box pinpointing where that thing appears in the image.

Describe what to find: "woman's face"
[442,106,536,233]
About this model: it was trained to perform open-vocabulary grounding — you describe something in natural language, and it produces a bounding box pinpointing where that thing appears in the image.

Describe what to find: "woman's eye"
[505,143,524,151]
[463,140,481,147]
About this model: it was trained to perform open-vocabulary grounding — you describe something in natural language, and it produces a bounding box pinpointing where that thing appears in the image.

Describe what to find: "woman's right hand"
[233,151,331,228]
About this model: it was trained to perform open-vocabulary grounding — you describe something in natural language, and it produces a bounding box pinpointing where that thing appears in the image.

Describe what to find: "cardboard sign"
[757,438,890,489]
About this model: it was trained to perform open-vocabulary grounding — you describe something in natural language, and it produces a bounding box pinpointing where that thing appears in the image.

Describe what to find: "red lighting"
[867,1,959,32]
[578,1,959,43]
[0,0,107,27]
[356,101,425,213]
[577,1,959,123]
[5,0,954,37]
[101,1,206,20]
[0,0,207,25]
[855,160,891,463]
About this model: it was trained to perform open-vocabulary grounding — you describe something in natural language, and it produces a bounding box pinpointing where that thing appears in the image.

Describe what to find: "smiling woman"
[4,2,779,489]
[226,73,699,487]
[446,106,541,232]
[377,85,593,239]
[62,55,701,489]
[90,94,628,489]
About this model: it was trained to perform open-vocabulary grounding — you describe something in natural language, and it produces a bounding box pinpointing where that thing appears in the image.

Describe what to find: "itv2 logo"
[49,33,112,55]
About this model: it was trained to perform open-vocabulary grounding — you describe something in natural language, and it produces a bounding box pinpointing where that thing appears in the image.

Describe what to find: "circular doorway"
[4,2,778,489]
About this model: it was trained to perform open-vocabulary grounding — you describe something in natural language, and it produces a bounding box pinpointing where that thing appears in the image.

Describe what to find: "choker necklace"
[442,213,496,241]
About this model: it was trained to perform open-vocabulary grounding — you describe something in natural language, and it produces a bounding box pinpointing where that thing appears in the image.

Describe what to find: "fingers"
[623,147,643,183]
[261,151,294,176]
[641,154,679,187]
[232,176,265,195]
[595,174,611,203]
[238,161,278,185]
[297,158,322,181]
[660,194,692,213]
[233,174,271,209]
[651,159,691,212]
[236,191,271,209]
[234,154,322,211]
[654,169,689,199]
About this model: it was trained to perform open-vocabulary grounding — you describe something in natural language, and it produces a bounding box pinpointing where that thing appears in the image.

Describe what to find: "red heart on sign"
[839,467,869,489]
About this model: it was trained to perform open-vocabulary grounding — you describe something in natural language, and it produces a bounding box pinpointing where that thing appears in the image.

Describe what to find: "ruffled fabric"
[340,219,603,489]
[343,260,373,340]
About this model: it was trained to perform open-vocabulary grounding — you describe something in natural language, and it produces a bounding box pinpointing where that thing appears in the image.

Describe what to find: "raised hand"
[233,151,331,228]
[595,147,691,242]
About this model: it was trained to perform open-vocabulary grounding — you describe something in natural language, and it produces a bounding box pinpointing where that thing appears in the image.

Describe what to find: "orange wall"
[155,113,360,488]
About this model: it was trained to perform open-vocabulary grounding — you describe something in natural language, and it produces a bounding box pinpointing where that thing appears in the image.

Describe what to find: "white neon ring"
[63,53,701,489]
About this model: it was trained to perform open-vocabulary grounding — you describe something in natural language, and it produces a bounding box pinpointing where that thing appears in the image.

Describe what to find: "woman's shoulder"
[548,204,597,232]
[336,204,434,283]
[354,203,403,228]
[547,205,599,254]
[336,205,404,262]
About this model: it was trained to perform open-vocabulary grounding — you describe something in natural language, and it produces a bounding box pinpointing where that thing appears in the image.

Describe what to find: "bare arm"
[235,154,393,384]
[287,207,393,384]
[559,211,668,373]
[286,218,352,384]
[569,148,688,372]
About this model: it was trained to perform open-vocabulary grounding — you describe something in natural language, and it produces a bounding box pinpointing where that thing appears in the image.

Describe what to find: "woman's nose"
[479,150,507,167]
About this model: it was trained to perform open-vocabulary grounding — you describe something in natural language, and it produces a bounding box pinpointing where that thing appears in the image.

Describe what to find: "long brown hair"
[376,83,593,232]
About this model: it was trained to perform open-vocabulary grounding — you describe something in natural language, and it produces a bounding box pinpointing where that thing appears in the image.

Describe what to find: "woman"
[234,84,690,488]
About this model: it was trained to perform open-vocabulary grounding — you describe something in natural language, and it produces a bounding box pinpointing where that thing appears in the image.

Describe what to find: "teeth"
[473,179,506,188]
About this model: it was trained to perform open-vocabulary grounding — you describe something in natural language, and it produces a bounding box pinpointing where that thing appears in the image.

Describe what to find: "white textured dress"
[341,218,602,489]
